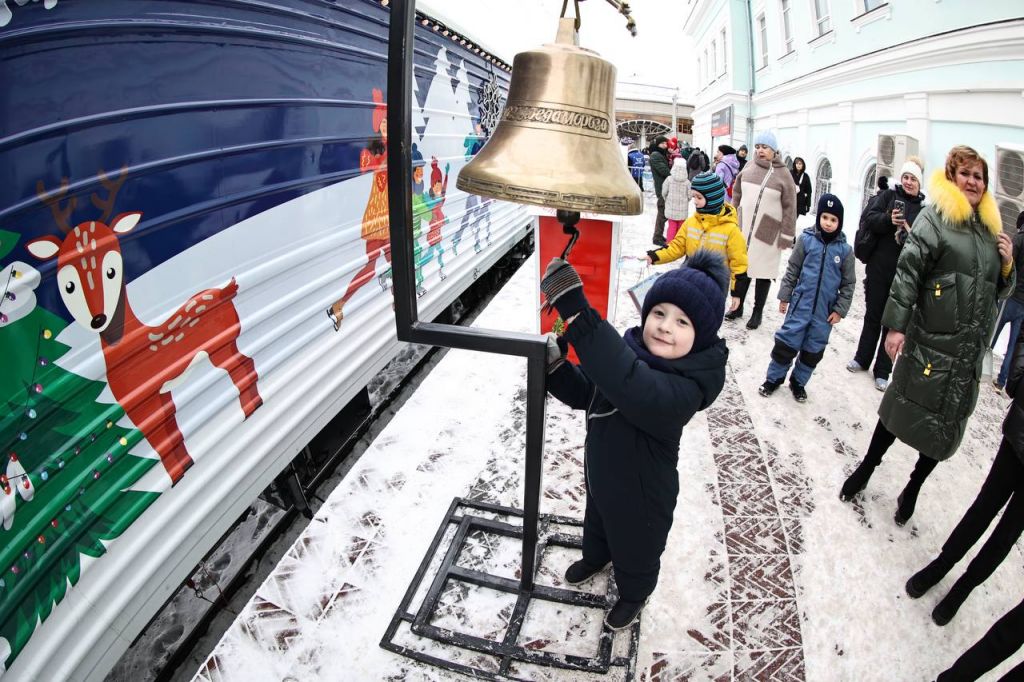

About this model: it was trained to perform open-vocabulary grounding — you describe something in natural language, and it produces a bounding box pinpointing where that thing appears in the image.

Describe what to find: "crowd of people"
[577,135,1024,678]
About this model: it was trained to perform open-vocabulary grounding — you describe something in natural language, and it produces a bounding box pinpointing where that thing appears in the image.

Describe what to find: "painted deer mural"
[26,169,263,485]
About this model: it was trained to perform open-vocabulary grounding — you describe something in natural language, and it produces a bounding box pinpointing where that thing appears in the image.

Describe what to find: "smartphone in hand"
[893,198,906,217]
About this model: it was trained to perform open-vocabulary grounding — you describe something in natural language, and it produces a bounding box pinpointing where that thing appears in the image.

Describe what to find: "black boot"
[759,378,783,397]
[789,379,807,402]
[894,455,938,526]
[932,578,973,626]
[906,555,954,599]
[564,559,609,586]
[746,307,764,329]
[725,305,744,321]
[605,597,648,630]
[839,453,882,502]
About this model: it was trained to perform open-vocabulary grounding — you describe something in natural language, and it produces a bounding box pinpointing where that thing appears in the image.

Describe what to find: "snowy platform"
[193,202,1024,681]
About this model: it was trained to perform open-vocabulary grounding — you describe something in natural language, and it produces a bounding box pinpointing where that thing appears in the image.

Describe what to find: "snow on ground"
[192,197,1024,681]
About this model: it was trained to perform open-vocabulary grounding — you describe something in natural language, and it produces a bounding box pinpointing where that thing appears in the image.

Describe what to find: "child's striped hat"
[691,171,726,215]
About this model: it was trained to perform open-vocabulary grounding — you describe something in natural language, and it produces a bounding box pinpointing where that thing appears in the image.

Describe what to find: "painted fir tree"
[0,231,161,671]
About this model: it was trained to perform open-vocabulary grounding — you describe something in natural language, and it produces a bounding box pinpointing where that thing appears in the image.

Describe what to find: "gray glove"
[545,333,566,374]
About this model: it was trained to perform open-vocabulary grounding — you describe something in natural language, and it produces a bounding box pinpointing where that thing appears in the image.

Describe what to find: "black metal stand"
[381,2,638,677]
[380,498,640,680]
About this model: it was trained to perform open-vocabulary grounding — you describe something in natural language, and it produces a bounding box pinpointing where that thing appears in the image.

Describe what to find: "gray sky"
[418,0,696,97]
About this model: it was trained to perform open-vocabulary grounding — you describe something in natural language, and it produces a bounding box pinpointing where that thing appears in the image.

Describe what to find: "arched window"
[814,158,832,208]
[862,163,877,209]
[783,155,793,171]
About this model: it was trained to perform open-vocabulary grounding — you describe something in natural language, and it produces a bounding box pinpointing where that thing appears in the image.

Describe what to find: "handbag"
[628,264,659,314]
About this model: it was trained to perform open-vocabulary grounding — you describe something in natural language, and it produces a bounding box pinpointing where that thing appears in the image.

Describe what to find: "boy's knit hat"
[642,251,730,353]
[816,193,844,230]
[754,130,779,151]
[412,143,425,191]
[691,171,726,215]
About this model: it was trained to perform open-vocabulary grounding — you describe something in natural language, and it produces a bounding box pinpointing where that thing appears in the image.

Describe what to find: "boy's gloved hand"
[540,257,586,317]
[544,332,566,374]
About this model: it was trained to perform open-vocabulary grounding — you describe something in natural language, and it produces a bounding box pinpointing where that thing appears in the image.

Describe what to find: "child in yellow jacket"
[647,171,748,312]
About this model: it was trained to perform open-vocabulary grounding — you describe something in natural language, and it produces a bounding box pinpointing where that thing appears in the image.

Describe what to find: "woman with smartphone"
[840,145,1016,527]
[847,157,926,391]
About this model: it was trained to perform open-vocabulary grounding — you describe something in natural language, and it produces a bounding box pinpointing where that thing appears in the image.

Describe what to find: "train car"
[0,1,528,678]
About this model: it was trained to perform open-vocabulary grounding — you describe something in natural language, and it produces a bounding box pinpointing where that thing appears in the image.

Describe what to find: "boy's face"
[819,212,840,233]
[643,302,695,360]
[691,190,706,208]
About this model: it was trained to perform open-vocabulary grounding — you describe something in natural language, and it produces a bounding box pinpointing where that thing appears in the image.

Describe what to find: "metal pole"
[671,91,678,137]
[386,0,548,592]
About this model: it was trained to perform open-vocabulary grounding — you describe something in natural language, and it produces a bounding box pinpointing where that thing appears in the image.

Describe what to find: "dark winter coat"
[790,170,813,216]
[650,148,671,199]
[1002,329,1024,462]
[546,307,727,601]
[879,170,1016,461]
[861,186,925,284]
[1009,229,1024,305]
[776,226,856,353]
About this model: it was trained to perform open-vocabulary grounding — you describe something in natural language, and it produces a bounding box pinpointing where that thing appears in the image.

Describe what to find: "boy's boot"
[759,378,784,397]
[839,451,883,502]
[906,554,955,599]
[932,577,975,626]
[746,279,771,329]
[564,560,609,586]
[605,597,648,630]
[789,379,807,403]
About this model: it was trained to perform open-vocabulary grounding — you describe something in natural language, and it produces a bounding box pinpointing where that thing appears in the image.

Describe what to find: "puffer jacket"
[715,154,741,197]
[775,226,856,354]
[879,170,1016,460]
[662,162,691,220]
[650,148,671,199]
[1002,327,1024,461]
[546,306,727,600]
[649,203,748,289]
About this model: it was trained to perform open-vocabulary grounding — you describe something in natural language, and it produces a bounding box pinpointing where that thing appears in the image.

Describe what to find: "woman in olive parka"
[840,146,1016,525]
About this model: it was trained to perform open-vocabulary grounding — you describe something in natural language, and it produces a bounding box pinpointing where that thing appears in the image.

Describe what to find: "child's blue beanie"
[816,193,844,230]
[691,171,726,215]
[642,250,730,353]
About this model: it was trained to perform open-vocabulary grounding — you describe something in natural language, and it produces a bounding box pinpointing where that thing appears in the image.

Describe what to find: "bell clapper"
[557,209,582,260]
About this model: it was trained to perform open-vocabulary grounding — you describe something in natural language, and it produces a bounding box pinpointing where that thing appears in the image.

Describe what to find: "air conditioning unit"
[995,145,1024,233]
[876,134,919,184]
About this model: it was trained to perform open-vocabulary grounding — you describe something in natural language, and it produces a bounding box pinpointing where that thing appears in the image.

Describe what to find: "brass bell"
[457,17,642,216]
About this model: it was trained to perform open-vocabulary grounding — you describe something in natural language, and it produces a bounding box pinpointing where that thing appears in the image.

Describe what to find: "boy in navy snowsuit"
[540,251,729,630]
[759,193,856,402]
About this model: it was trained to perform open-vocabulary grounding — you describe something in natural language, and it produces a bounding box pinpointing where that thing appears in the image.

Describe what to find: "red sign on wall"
[537,214,618,363]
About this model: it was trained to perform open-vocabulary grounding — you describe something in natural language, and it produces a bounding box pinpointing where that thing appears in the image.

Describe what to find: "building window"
[783,156,793,171]
[710,39,717,77]
[780,0,794,53]
[863,163,878,208]
[814,158,833,207]
[697,57,703,86]
[757,13,768,67]
[812,0,831,36]
[704,48,709,83]
[720,28,728,74]
[863,0,885,11]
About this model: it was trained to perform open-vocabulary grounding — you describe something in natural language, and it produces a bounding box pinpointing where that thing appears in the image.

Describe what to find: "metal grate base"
[381,498,640,680]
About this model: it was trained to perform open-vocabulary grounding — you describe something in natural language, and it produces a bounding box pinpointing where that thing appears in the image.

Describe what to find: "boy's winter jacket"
[775,226,856,354]
[649,203,748,290]
[733,155,798,279]
[628,149,646,180]
[880,170,1015,461]
[546,306,727,601]
[662,162,691,221]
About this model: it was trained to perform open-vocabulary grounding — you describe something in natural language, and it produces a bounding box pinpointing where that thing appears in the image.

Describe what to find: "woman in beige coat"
[729,130,798,329]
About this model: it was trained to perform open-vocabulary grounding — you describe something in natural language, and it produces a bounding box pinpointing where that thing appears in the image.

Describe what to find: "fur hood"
[927,169,1001,237]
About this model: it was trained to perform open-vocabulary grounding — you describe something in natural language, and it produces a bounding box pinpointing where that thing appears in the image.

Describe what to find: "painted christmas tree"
[0,232,161,671]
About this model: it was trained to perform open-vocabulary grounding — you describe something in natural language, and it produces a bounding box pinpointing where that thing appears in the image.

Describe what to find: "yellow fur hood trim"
[927,169,1002,237]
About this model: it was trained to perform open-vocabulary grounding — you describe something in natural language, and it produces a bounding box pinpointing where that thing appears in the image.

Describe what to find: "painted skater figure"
[379,143,430,297]
[758,194,855,403]
[327,88,390,331]
[453,119,491,256]
[419,157,449,280]
[541,251,729,630]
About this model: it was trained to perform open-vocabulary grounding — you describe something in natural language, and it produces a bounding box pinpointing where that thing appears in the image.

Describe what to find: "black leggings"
[937,596,1024,681]
[864,419,939,482]
[733,275,771,311]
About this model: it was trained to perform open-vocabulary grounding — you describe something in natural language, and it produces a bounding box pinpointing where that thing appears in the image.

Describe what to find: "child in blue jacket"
[759,193,856,402]
[540,251,729,630]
